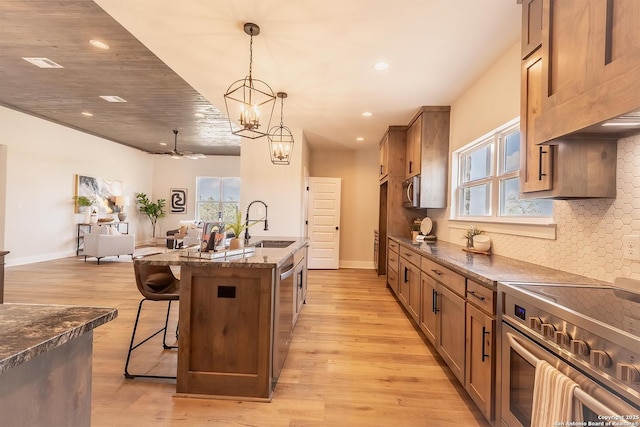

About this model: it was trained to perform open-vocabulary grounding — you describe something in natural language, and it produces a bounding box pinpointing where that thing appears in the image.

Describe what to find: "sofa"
[83,225,135,264]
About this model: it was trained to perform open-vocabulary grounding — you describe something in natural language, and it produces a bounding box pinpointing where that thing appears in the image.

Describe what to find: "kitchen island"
[0,303,117,427]
[135,237,308,401]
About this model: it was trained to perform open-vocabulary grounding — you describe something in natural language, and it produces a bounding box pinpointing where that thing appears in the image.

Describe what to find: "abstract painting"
[170,188,187,214]
[75,174,122,213]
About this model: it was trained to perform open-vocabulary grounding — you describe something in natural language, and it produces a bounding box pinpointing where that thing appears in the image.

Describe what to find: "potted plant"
[74,195,94,223]
[462,225,484,249]
[135,192,166,238]
[225,206,260,249]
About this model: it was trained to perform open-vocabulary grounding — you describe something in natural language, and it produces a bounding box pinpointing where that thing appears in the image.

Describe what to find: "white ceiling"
[94,0,521,151]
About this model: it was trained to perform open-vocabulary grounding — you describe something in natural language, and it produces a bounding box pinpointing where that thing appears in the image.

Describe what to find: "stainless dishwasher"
[273,255,295,383]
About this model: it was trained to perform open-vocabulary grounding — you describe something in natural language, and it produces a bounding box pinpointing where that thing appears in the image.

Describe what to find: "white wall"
[240,128,307,238]
[310,148,379,268]
[149,155,240,239]
[0,105,153,266]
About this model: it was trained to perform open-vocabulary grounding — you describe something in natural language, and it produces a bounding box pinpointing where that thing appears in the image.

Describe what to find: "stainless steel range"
[498,281,640,427]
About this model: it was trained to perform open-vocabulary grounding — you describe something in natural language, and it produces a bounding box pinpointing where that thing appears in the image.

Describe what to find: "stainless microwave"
[402,176,420,208]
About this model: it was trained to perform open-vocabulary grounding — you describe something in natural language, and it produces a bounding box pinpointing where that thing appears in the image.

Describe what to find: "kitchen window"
[195,177,240,224]
[452,119,553,224]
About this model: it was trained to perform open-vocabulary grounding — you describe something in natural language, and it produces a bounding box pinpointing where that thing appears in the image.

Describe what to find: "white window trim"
[449,117,556,240]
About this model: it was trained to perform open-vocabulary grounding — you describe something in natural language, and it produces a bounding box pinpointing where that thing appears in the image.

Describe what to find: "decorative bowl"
[473,235,491,252]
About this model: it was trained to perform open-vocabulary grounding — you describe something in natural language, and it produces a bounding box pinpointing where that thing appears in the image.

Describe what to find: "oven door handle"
[505,331,628,417]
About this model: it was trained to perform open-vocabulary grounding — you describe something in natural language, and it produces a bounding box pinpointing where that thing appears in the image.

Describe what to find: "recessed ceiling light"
[356,137,364,142]
[99,95,127,103]
[362,112,373,117]
[89,39,110,50]
[194,113,205,118]
[373,61,389,71]
[159,142,168,146]
[81,111,93,117]
[22,57,63,68]
[601,121,640,127]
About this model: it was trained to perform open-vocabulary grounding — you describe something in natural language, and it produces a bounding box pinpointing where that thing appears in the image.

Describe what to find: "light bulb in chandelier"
[239,104,260,130]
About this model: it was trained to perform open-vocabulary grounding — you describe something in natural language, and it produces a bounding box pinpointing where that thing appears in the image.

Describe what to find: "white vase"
[83,207,92,224]
[90,213,98,224]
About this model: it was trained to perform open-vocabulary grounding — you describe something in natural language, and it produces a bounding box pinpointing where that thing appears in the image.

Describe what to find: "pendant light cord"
[279,96,284,127]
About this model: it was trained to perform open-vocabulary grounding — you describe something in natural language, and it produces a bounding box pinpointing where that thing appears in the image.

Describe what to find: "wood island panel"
[177,265,275,400]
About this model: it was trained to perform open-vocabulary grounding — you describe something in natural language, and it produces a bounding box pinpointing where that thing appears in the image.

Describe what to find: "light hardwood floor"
[4,255,489,427]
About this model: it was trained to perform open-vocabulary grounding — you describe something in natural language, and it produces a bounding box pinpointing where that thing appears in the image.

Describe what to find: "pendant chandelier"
[224,23,275,139]
[268,92,294,165]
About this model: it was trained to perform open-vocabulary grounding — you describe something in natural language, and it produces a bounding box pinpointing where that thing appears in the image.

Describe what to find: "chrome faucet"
[244,200,268,242]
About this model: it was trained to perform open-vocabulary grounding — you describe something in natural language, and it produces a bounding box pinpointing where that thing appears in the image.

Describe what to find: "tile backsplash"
[431,133,640,284]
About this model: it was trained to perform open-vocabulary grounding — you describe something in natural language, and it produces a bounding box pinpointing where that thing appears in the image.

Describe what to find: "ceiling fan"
[160,129,206,159]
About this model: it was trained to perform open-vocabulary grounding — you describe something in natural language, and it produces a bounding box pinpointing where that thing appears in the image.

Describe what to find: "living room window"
[195,177,240,224]
[452,118,553,224]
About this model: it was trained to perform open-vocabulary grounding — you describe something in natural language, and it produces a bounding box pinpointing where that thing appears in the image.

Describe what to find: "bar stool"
[124,256,179,379]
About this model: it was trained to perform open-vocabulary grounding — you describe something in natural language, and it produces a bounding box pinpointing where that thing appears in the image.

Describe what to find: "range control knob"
[529,317,543,331]
[617,363,640,383]
[541,323,556,338]
[570,339,590,356]
[590,350,612,368]
[554,331,572,347]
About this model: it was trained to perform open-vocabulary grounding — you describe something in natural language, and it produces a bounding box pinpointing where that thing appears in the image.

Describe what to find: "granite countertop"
[135,237,309,269]
[390,236,609,288]
[0,304,117,375]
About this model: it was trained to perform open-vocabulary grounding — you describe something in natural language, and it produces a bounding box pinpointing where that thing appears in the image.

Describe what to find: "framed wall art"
[170,188,187,214]
[75,174,122,213]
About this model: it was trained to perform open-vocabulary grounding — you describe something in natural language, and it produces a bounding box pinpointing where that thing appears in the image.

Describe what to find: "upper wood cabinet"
[534,0,640,145]
[379,134,389,182]
[405,115,422,179]
[519,0,623,198]
[521,49,553,193]
[521,0,543,59]
[404,107,450,208]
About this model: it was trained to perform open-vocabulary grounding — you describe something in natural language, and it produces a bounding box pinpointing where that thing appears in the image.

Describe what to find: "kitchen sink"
[251,240,295,248]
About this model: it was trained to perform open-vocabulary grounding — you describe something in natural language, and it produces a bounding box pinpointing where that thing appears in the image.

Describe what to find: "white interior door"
[307,177,341,269]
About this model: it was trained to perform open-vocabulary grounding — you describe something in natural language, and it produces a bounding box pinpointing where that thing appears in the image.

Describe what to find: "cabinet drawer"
[387,266,398,294]
[388,239,400,253]
[387,249,399,273]
[421,256,465,297]
[400,245,420,267]
[466,280,496,315]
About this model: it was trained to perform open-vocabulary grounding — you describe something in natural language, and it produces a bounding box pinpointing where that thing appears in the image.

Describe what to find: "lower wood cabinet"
[398,256,420,322]
[465,303,495,420]
[387,241,497,424]
[419,273,437,344]
[435,283,466,384]
[387,245,399,295]
[419,269,466,384]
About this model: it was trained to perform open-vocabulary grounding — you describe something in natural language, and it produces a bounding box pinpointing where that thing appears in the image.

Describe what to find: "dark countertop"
[0,304,117,375]
[135,237,309,269]
[390,236,609,288]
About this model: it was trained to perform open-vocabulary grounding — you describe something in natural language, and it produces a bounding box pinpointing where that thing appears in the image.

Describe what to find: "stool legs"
[124,298,177,379]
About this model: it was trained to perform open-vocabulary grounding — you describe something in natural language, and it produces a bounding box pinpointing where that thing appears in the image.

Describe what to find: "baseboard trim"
[338,260,375,269]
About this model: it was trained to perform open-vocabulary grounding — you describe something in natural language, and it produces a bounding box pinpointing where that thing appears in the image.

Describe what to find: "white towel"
[531,360,583,426]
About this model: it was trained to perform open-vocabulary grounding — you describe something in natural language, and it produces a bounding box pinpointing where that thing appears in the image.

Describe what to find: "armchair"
[83,232,135,264]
